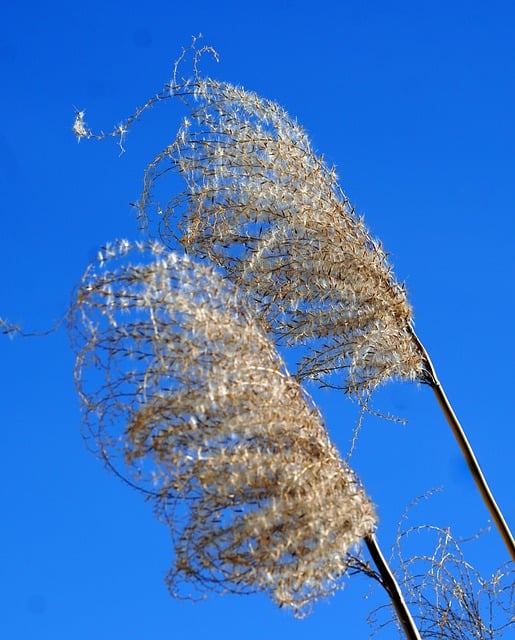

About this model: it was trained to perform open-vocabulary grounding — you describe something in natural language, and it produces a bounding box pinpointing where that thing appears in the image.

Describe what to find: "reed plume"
[69,239,381,616]
[136,78,425,399]
[70,240,423,636]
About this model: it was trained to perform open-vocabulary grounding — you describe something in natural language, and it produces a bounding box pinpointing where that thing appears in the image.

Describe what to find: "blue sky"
[1,1,514,638]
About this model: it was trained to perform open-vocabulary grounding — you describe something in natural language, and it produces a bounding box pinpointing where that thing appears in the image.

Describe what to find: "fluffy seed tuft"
[136,77,426,397]
[70,240,377,615]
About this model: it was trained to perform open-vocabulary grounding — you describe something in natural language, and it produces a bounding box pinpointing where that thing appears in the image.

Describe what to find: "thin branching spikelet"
[372,521,515,639]
[129,74,426,398]
[69,239,377,615]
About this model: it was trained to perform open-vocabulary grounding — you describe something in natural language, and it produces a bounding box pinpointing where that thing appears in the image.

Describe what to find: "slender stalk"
[365,534,422,640]
[409,327,515,563]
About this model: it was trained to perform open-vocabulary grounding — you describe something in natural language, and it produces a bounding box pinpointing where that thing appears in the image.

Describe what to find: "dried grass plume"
[69,239,377,615]
[75,41,426,399]
[139,78,426,398]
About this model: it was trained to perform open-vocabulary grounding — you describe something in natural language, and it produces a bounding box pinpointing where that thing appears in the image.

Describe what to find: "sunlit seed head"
[134,76,425,398]
[69,240,377,615]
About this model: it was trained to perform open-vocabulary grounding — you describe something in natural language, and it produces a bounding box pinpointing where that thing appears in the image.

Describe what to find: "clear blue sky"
[1,1,514,638]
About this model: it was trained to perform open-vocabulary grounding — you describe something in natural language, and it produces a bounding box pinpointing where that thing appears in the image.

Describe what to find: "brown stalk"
[409,326,515,563]
[365,534,422,640]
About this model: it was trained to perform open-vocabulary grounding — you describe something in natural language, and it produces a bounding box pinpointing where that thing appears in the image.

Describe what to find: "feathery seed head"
[135,76,426,398]
[69,240,377,615]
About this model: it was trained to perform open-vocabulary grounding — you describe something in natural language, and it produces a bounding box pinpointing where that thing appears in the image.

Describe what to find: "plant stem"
[365,534,422,640]
[409,327,515,563]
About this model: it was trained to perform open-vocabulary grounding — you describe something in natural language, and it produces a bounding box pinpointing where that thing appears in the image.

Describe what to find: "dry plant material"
[79,43,510,562]
[136,77,426,398]
[69,239,377,615]
[372,522,515,639]
[74,44,425,399]
[71,38,512,615]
